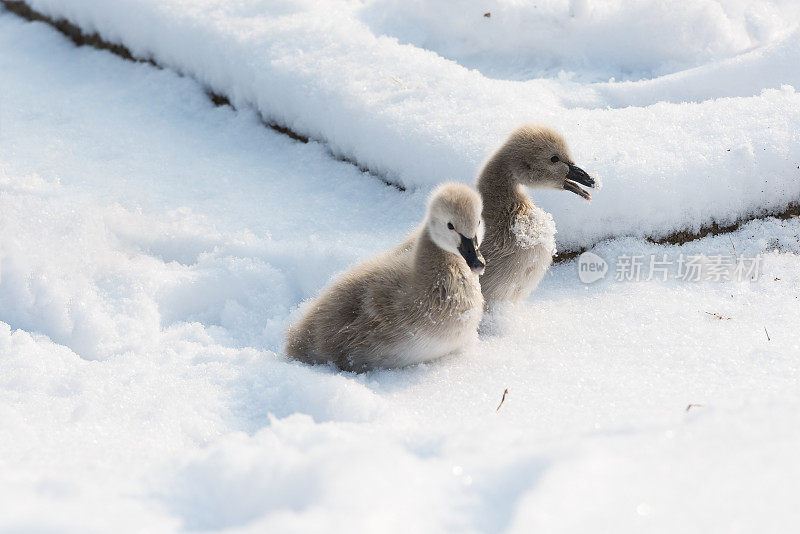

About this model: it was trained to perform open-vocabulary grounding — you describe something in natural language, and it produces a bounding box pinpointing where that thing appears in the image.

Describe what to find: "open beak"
[564,163,595,200]
[457,233,485,275]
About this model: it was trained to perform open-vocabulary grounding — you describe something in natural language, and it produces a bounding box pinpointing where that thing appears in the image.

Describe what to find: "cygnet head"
[425,183,485,274]
[501,125,596,200]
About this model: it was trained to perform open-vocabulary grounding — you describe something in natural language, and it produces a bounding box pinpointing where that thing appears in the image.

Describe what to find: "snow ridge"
[6,0,800,252]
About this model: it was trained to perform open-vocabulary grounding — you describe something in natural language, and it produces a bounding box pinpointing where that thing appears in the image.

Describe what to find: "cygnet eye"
[447,222,455,230]
[550,155,560,163]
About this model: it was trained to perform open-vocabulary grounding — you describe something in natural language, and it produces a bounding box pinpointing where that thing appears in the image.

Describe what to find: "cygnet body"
[477,125,595,304]
[285,183,486,371]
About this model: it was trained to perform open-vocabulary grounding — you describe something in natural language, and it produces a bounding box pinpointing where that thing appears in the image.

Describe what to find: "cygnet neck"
[414,226,458,279]
[477,153,532,222]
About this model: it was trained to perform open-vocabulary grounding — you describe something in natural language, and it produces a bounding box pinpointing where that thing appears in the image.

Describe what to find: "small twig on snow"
[496,388,509,413]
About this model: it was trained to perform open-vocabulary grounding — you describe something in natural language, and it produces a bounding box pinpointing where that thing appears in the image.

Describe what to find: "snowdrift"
[13,0,800,250]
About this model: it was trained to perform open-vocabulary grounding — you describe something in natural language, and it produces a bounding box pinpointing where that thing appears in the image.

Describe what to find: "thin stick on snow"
[496,388,509,413]
[765,327,771,341]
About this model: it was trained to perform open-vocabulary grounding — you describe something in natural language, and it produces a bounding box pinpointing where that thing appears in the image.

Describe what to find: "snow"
[1,3,800,533]
[14,0,800,250]
[511,206,557,254]
[362,0,800,82]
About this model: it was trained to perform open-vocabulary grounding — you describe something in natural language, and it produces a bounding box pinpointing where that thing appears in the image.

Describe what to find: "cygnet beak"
[564,163,595,200]
[457,233,485,275]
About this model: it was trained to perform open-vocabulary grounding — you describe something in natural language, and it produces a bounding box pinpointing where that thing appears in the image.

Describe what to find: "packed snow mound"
[362,0,800,82]
[13,0,800,250]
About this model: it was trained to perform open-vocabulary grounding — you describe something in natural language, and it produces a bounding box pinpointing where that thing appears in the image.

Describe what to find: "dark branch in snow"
[555,205,800,263]
[3,0,795,254]
[0,0,406,192]
[1,0,155,65]
[496,388,509,413]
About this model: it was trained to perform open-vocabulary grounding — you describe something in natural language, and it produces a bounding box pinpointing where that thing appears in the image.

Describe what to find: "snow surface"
[14,0,800,250]
[362,0,800,82]
[2,5,800,534]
